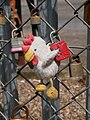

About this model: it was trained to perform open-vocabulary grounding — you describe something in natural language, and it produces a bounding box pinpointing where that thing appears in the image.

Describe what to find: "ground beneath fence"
[16,68,87,120]
[0,71,87,120]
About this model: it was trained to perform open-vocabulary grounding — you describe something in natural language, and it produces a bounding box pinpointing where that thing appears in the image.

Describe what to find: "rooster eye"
[34,49,37,51]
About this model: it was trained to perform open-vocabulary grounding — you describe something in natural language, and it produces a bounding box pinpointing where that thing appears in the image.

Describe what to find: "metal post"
[38,0,58,43]
[86,28,90,120]
[16,0,25,66]
[0,0,19,119]
[84,1,90,119]
[26,0,39,36]
[37,0,60,120]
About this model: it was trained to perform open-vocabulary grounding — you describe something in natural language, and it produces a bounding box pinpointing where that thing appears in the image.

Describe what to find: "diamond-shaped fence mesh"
[0,0,90,120]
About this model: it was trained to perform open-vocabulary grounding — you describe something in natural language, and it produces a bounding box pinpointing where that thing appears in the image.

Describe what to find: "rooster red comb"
[22,34,34,53]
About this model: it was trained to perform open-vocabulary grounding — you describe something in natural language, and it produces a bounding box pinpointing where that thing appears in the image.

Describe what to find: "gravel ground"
[0,70,87,120]
[16,67,87,120]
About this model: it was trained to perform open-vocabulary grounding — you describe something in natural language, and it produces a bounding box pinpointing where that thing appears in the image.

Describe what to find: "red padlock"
[50,40,70,61]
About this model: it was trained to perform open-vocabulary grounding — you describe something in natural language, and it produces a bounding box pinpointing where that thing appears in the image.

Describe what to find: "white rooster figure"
[22,34,59,99]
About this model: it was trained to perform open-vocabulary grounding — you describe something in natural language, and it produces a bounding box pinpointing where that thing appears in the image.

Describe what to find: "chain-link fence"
[0,0,90,120]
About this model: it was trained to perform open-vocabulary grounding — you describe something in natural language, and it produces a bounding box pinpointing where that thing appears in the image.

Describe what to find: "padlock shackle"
[30,8,40,17]
[49,78,53,87]
[50,30,61,43]
[72,54,81,63]
[11,28,18,38]
[11,28,24,38]
[10,105,29,119]
[0,8,4,16]
[69,54,81,64]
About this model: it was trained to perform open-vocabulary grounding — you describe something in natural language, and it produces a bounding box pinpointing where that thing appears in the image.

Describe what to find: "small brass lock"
[0,10,6,25]
[30,9,41,25]
[35,83,46,92]
[10,105,30,120]
[70,55,84,79]
[11,29,24,53]
[46,78,58,99]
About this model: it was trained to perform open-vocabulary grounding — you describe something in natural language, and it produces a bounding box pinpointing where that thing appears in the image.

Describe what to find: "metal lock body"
[11,29,24,53]
[0,10,6,25]
[10,105,30,120]
[50,40,70,61]
[31,15,41,25]
[11,37,24,53]
[30,9,41,25]
[0,16,6,25]
[46,79,58,99]
[70,56,84,79]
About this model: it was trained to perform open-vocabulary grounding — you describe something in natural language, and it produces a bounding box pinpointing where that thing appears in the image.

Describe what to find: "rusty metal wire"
[0,0,90,120]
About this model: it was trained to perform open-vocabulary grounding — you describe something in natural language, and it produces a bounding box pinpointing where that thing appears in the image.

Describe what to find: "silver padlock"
[11,28,24,53]
[0,10,6,25]
[30,9,41,25]
[70,55,84,80]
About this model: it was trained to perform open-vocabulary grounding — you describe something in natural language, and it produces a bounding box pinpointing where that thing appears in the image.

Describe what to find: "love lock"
[35,83,46,92]
[46,78,58,99]
[10,105,30,120]
[0,9,6,25]
[70,55,84,79]
[30,9,41,25]
[11,29,24,53]
[50,40,70,61]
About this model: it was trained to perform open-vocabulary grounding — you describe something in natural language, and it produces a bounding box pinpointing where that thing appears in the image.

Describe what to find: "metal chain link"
[0,0,90,120]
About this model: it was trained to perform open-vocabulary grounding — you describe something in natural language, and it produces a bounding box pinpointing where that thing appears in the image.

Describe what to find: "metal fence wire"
[0,0,90,120]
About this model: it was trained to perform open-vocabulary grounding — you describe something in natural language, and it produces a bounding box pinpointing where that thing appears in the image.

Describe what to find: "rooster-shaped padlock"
[22,34,70,99]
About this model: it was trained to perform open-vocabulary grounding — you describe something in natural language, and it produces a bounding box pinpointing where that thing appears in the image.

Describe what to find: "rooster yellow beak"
[24,49,35,62]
